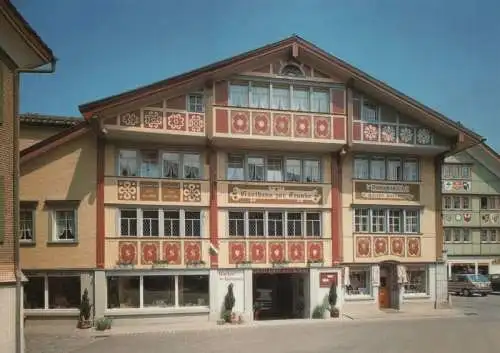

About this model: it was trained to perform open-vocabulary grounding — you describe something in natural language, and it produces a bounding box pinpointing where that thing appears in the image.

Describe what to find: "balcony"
[106,238,211,269]
[219,238,332,269]
[102,108,206,144]
[352,180,421,206]
[354,235,427,262]
[104,176,210,206]
[212,106,346,151]
[352,121,449,154]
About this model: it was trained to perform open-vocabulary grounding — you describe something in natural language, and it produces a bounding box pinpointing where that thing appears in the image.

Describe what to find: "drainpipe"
[14,59,57,353]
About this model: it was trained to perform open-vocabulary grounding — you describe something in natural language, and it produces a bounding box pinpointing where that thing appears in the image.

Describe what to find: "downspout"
[14,59,57,353]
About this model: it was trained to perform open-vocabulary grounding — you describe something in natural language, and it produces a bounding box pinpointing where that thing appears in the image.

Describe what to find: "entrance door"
[379,263,399,309]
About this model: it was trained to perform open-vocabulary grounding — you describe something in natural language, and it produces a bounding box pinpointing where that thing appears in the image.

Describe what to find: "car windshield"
[466,274,489,282]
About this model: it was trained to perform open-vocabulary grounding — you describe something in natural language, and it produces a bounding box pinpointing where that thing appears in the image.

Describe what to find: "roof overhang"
[0,1,54,69]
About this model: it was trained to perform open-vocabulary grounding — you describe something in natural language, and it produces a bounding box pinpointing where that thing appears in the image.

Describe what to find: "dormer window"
[280,64,304,77]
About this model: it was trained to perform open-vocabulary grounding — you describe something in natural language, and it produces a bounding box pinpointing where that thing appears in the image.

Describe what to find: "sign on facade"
[228,184,322,204]
[319,272,338,288]
[354,181,420,201]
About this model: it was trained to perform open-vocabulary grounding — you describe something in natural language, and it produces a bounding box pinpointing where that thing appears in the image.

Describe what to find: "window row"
[480,229,500,243]
[228,211,321,237]
[229,81,332,113]
[444,228,471,243]
[24,275,81,309]
[107,275,209,309]
[346,266,428,296]
[442,164,472,180]
[442,196,470,210]
[120,209,202,237]
[353,156,419,181]
[118,150,202,179]
[480,196,500,210]
[354,208,420,234]
[227,154,321,183]
[20,208,77,243]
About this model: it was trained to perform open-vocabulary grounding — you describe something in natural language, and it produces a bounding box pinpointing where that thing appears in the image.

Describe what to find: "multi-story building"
[442,143,500,276]
[1,1,56,351]
[20,36,482,324]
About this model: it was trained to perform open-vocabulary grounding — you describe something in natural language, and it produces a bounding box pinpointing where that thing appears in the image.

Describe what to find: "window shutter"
[0,176,4,243]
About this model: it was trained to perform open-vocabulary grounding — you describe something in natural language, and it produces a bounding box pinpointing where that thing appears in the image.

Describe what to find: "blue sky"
[15,0,500,150]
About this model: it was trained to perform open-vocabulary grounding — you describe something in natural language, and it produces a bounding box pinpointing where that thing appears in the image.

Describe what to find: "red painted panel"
[215,109,229,133]
[166,112,186,131]
[141,242,160,265]
[332,117,345,140]
[314,116,331,139]
[214,81,229,106]
[118,242,138,265]
[228,242,246,264]
[250,242,266,264]
[352,122,361,141]
[231,111,250,134]
[294,115,312,138]
[184,241,202,263]
[331,89,346,115]
[288,241,305,263]
[273,114,292,137]
[163,242,182,264]
[252,112,271,135]
[269,242,285,262]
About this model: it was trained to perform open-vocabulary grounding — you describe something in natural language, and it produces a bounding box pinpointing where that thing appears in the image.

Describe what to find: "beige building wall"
[19,125,68,151]
[20,133,97,269]
[341,155,437,263]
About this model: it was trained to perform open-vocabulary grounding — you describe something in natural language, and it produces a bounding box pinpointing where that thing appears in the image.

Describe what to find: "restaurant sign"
[228,184,322,204]
[354,181,420,202]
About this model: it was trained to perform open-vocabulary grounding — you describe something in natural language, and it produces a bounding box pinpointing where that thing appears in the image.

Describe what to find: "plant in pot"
[328,282,340,318]
[222,283,235,323]
[77,289,92,329]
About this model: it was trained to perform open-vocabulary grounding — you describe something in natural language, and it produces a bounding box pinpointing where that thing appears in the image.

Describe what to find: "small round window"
[280,64,304,77]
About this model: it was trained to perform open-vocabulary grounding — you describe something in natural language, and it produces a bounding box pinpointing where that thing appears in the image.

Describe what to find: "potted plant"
[311,304,327,319]
[222,283,235,323]
[95,317,112,331]
[328,283,340,318]
[253,302,263,320]
[77,289,92,329]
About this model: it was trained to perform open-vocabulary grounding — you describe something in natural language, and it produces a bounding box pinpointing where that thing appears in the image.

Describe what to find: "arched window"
[280,64,304,77]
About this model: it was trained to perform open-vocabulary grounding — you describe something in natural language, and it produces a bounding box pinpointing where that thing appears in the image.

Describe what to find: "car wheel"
[463,289,471,297]
[481,293,487,297]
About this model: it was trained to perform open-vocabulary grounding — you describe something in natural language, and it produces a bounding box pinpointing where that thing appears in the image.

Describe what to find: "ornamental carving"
[407,237,421,257]
[119,111,141,127]
[269,242,285,262]
[184,241,202,263]
[250,242,266,263]
[117,180,138,201]
[166,113,186,131]
[141,242,159,265]
[119,241,137,264]
[229,242,246,264]
[380,125,396,142]
[390,237,405,257]
[143,110,163,129]
[294,115,311,138]
[252,113,270,135]
[231,112,249,134]
[314,117,330,138]
[182,183,202,202]
[273,115,291,136]
[163,242,181,264]
[307,241,323,262]
[288,241,305,263]
[356,237,371,257]
[398,127,414,144]
[416,128,432,145]
[374,237,388,257]
[363,124,379,141]
[187,114,205,133]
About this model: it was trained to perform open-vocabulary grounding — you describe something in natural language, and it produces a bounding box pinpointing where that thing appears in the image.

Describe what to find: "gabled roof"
[78,35,482,144]
[19,113,82,128]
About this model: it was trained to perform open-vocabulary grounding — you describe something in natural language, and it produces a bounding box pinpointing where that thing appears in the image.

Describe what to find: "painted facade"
[20,36,481,324]
[442,145,500,276]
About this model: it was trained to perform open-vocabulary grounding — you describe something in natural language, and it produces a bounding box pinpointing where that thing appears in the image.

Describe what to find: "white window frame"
[187,93,204,113]
[227,80,332,114]
[447,228,471,243]
[226,153,322,183]
[443,196,470,210]
[480,229,500,243]
[353,155,420,181]
[117,149,203,179]
[24,273,82,312]
[442,164,472,180]
[403,265,429,297]
[51,209,78,243]
[353,208,420,234]
[345,266,372,299]
[20,209,35,243]
[117,208,203,237]
[227,210,322,237]
[105,272,209,310]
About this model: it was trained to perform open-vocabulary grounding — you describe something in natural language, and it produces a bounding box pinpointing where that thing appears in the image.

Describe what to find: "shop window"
[346,267,371,296]
[178,275,209,307]
[24,276,45,309]
[143,276,175,307]
[48,276,81,309]
[404,266,428,295]
[106,276,140,309]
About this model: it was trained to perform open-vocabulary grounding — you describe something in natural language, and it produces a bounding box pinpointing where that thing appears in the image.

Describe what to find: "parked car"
[448,274,492,296]
[489,274,500,292]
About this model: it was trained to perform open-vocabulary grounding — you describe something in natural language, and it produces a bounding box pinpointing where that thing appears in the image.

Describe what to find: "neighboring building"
[20,36,481,324]
[19,114,82,150]
[0,1,56,352]
[442,143,500,276]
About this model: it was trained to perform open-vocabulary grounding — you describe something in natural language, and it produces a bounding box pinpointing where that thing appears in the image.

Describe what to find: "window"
[445,228,471,243]
[229,210,322,237]
[53,210,77,242]
[354,156,419,181]
[442,164,472,179]
[442,196,470,210]
[480,196,500,210]
[188,94,204,113]
[24,274,82,310]
[480,229,500,243]
[361,99,379,122]
[20,210,34,242]
[346,267,371,296]
[404,266,428,295]
[353,208,420,234]
[118,208,202,237]
[107,275,209,309]
[228,81,331,113]
[228,154,322,183]
[118,149,202,179]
